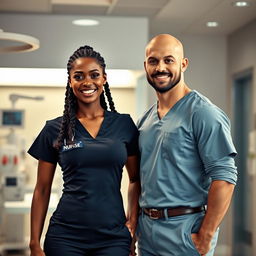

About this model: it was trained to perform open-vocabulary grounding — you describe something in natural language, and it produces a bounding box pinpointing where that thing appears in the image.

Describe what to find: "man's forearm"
[199,180,235,240]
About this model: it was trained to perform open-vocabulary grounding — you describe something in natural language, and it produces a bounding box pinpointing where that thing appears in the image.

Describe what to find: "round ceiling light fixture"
[232,1,250,7]
[72,19,100,26]
[206,21,219,27]
[0,29,40,53]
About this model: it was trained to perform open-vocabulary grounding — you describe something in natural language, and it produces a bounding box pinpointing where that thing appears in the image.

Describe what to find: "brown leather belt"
[143,206,205,219]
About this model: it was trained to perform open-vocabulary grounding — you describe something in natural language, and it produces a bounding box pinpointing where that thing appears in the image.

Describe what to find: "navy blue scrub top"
[28,111,139,245]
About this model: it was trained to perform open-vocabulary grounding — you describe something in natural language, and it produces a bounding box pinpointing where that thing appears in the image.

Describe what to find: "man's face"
[144,44,183,93]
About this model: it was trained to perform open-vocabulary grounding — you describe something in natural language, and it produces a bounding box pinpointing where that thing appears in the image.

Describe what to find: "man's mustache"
[152,71,171,78]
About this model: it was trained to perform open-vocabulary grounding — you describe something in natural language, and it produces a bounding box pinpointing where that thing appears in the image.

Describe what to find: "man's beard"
[146,71,181,93]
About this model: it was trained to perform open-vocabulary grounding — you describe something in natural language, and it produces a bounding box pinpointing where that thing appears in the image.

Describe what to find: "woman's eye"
[91,73,100,79]
[73,74,84,80]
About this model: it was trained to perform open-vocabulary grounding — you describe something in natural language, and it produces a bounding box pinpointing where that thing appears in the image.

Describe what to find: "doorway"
[232,70,254,256]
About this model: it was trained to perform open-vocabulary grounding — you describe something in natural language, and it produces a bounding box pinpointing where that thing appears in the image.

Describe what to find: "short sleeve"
[192,105,237,165]
[28,121,59,164]
[124,115,139,156]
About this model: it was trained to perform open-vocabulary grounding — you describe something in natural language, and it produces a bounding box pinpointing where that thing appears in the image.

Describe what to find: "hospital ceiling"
[0,0,256,36]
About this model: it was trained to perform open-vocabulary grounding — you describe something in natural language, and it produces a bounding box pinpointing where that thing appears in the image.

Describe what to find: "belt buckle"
[148,208,159,219]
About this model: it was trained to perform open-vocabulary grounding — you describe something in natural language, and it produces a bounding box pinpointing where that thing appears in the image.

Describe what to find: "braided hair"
[54,45,116,149]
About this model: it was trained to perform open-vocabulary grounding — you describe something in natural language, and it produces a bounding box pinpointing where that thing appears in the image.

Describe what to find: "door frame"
[231,68,255,256]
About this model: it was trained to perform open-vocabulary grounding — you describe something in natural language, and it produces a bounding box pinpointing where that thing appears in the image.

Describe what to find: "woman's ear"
[103,73,107,85]
[69,79,72,88]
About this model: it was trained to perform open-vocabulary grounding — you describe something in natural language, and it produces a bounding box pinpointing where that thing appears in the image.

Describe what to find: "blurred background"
[0,0,256,255]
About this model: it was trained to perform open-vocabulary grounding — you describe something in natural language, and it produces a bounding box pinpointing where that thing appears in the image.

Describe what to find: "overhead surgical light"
[0,29,40,53]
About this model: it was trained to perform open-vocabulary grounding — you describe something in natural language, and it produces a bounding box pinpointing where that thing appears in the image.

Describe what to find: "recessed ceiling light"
[72,19,99,26]
[206,21,219,27]
[232,1,250,7]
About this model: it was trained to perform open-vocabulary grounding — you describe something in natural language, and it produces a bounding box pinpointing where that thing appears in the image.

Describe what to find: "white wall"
[179,35,228,111]
[0,13,148,70]
[228,19,256,113]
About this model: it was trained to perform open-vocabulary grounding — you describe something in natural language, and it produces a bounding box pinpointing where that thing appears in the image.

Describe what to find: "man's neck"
[156,83,191,119]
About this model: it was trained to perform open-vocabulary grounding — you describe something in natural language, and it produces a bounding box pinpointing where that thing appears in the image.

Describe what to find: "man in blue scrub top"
[136,34,237,256]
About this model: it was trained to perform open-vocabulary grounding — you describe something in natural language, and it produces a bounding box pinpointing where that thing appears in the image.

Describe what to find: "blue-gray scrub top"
[137,90,237,209]
[28,111,138,245]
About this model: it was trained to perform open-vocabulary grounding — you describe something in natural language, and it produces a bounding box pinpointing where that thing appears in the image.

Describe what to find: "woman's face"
[69,57,106,106]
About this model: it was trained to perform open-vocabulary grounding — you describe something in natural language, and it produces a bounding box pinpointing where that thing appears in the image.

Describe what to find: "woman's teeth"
[81,89,96,95]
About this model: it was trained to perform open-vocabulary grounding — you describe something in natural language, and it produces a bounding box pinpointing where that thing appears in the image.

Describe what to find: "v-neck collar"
[155,90,195,121]
[75,110,111,140]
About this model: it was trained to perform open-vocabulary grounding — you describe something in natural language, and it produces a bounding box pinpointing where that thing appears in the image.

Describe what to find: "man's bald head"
[145,34,184,59]
[144,34,188,93]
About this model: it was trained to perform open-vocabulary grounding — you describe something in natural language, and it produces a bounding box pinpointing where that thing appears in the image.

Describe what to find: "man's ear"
[181,58,189,72]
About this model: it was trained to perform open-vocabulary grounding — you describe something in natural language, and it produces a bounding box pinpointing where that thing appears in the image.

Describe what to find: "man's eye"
[165,59,174,64]
[148,60,157,65]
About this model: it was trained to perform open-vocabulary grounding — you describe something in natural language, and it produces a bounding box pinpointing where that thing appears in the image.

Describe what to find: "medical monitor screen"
[5,177,17,186]
[0,109,24,128]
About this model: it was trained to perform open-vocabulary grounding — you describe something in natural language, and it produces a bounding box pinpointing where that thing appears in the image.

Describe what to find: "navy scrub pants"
[136,211,219,256]
[44,236,131,256]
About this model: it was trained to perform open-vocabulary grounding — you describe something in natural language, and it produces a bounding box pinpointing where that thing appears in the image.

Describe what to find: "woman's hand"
[125,219,137,238]
[30,245,45,256]
[30,241,45,256]
[129,235,137,256]
[126,219,137,256]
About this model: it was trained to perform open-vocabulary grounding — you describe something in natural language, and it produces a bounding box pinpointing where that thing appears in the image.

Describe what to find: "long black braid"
[54,45,116,150]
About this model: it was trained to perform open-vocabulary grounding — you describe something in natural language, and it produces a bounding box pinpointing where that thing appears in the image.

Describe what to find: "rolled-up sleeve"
[193,105,238,185]
[204,156,237,184]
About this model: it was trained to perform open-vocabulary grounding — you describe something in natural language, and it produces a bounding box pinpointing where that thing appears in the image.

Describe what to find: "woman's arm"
[30,160,56,256]
[125,155,141,237]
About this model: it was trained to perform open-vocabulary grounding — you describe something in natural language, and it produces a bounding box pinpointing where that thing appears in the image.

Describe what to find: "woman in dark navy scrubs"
[28,45,140,256]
